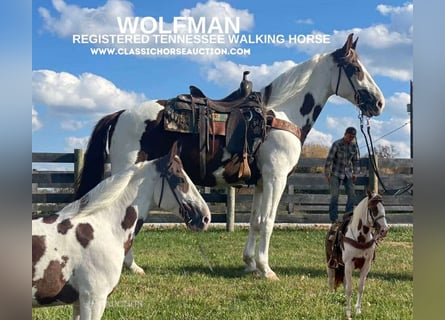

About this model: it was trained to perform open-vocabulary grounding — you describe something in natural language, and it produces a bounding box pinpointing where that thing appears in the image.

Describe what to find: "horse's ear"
[352,37,358,50]
[169,140,182,161]
[341,33,354,55]
[366,189,372,198]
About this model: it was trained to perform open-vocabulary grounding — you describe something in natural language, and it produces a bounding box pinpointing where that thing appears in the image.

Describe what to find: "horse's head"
[331,33,385,117]
[366,190,389,239]
[155,141,211,231]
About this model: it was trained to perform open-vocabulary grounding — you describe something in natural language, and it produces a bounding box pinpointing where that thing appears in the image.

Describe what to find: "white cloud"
[385,91,410,117]
[377,3,413,35]
[202,3,412,90]
[60,120,88,131]
[325,116,358,135]
[205,59,296,90]
[323,90,412,158]
[304,128,333,146]
[65,136,90,151]
[40,0,253,37]
[374,138,410,158]
[38,0,134,36]
[296,18,313,25]
[180,0,254,31]
[290,3,412,82]
[39,0,253,62]
[32,105,42,132]
[32,69,146,115]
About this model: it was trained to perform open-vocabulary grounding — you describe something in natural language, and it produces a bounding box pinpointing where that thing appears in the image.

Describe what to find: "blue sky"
[32,0,413,168]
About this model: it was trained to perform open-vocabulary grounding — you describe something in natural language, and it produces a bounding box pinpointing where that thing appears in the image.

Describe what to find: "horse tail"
[74,110,125,200]
[334,265,345,289]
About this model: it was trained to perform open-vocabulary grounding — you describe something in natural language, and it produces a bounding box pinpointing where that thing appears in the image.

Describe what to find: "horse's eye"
[177,177,185,184]
[345,64,361,77]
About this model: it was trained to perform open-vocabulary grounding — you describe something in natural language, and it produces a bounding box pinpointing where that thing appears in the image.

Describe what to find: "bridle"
[367,196,388,243]
[334,56,361,106]
[157,162,193,226]
[367,199,385,229]
[343,196,387,249]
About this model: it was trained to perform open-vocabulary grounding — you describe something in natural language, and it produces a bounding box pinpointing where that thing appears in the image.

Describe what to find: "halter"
[157,163,193,226]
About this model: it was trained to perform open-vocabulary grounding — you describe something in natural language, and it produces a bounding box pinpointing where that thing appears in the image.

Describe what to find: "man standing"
[324,127,360,223]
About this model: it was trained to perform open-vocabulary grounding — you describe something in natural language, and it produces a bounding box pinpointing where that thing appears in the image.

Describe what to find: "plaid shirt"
[324,138,360,179]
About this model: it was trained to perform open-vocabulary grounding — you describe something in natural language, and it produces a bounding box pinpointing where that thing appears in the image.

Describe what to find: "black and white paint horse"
[75,33,384,280]
[325,190,388,319]
[32,143,210,319]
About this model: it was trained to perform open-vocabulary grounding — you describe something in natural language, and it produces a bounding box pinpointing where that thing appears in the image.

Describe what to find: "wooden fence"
[32,150,413,226]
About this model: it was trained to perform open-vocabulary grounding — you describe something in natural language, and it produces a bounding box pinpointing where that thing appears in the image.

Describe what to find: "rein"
[335,56,412,197]
[359,114,413,196]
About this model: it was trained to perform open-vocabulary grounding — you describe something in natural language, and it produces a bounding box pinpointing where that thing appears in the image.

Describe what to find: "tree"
[373,144,399,159]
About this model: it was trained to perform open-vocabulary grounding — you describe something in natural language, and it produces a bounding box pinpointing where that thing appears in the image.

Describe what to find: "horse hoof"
[131,265,146,275]
[265,272,279,281]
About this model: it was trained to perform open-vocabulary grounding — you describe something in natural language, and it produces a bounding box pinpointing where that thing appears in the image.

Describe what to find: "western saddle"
[163,71,301,184]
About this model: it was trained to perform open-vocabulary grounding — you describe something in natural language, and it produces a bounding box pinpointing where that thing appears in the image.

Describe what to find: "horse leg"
[256,174,288,280]
[89,296,108,320]
[72,301,80,320]
[124,246,145,275]
[79,292,107,320]
[123,206,148,275]
[344,261,354,320]
[243,186,262,273]
[355,258,372,315]
[327,266,335,290]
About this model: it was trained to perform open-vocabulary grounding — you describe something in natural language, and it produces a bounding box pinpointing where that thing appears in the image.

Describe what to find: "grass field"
[32,225,413,319]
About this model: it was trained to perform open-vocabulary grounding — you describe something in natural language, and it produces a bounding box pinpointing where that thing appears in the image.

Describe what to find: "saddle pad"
[164,98,229,134]
[164,98,196,133]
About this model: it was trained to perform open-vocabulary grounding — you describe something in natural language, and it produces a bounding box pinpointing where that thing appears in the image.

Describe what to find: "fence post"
[74,149,84,186]
[226,187,235,232]
[367,155,379,193]
[287,184,295,214]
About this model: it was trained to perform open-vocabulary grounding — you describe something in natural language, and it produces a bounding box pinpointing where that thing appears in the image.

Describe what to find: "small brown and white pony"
[326,190,388,319]
[75,33,385,280]
[32,143,211,320]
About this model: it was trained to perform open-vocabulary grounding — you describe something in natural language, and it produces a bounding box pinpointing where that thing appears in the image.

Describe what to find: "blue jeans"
[328,176,356,222]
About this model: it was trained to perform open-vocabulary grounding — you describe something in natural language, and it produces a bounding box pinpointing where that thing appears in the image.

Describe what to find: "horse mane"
[58,162,147,220]
[350,195,369,226]
[262,53,327,109]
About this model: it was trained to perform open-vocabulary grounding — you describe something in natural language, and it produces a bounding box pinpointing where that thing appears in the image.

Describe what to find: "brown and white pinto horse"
[32,143,210,319]
[325,190,388,319]
[75,33,384,279]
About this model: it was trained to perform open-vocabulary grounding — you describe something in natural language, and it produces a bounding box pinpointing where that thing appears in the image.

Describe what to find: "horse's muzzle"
[380,228,388,238]
[180,202,211,231]
[357,89,385,117]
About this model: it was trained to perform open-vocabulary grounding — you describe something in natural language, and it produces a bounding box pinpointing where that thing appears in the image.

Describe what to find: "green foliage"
[32,226,413,319]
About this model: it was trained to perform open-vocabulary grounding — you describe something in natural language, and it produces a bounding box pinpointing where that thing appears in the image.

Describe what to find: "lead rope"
[359,113,413,196]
